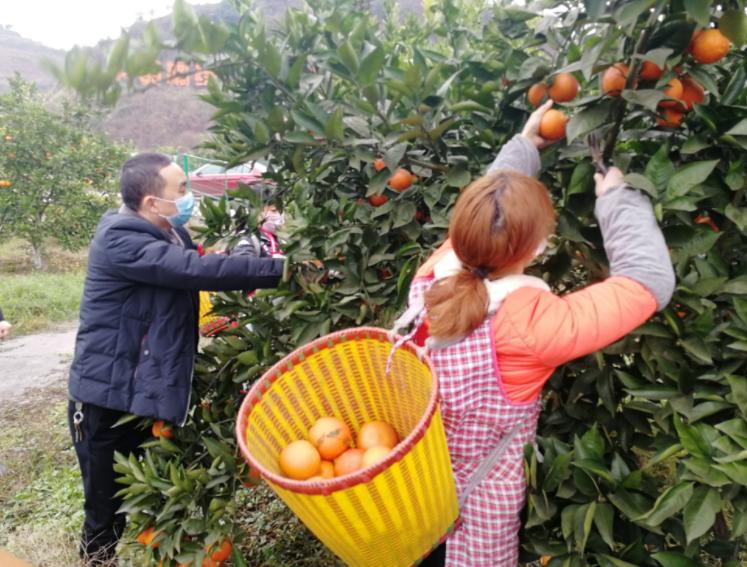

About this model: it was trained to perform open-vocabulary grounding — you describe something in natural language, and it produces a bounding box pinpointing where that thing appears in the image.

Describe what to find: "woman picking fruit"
[403,101,675,566]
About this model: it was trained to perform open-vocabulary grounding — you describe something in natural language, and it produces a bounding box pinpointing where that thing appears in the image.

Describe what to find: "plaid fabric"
[409,277,540,566]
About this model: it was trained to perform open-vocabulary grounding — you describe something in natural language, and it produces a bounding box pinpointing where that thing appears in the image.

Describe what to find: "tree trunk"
[30,241,46,271]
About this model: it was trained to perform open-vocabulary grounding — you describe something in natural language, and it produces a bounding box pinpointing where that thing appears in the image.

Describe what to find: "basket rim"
[235,326,439,495]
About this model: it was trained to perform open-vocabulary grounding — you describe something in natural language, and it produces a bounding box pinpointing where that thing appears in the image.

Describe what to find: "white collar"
[433,251,550,315]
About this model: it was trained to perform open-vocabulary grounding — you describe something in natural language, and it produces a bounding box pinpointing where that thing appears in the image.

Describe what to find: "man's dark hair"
[252,181,283,212]
[120,153,173,211]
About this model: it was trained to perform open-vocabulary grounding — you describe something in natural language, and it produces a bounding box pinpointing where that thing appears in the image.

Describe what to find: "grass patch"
[0,270,85,334]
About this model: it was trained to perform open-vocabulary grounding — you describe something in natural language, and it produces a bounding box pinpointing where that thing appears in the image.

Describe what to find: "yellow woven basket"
[198,291,232,336]
[236,327,459,567]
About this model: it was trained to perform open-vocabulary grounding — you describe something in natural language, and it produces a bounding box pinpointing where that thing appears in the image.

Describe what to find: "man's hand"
[0,320,12,340]
[521,100,555,148]
[594,167,625,197]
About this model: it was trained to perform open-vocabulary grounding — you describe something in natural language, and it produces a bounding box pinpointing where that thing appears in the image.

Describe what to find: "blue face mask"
[156,192,195,227]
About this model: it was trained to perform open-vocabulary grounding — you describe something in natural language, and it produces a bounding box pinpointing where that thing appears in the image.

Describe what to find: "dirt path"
[0,323,77,404]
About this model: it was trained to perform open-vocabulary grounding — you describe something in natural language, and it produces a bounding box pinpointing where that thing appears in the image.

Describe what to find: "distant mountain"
[0,1,423,152]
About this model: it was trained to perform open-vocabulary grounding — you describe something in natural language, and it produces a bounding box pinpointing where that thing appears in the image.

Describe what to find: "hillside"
[0,0,423,152]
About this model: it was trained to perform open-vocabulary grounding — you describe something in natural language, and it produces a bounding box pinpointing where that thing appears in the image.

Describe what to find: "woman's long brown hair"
[425,170,556,340]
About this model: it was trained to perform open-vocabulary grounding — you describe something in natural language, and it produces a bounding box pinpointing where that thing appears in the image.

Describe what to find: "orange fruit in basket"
[279,440,322,480]
[357,421,399,451]
[362,446,392,468]
[320,460,335,478]
[308,417,353,460]
[334,448,365,476]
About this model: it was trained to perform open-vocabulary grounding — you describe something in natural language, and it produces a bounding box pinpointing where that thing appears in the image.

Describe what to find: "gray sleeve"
[486,134,541,177]
[594,185,675,310]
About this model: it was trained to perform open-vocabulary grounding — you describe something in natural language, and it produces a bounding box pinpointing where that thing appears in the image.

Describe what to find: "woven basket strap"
[458,415,532,509]
[386,302,428,377]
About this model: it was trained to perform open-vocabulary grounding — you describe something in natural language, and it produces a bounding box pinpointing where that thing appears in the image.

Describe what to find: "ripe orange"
[357,421,399,450]
[368,194,389,207]
[279,440,322,480]
[660,78,684,108]
[690,28,730,64]
[137,526,160,548]
[334,448,365,476]
[527,82,548,107]
[320,460,335,478]
[201,557,220,567]
[209,538,233,562]
[656,108,685,128]
[373,158,387,172]
[538,109,568,141]
[680,76,705,111]
[152,420,174,439]
[540,556,551,566]
[548,72,578,102]
[388,168,414,192]
[639,60,664,80]
[601,63,630,96]
[362,446,392,468]
[308,417,353,460]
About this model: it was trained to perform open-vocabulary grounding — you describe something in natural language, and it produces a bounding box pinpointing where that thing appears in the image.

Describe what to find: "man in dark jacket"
[67,153,284,565]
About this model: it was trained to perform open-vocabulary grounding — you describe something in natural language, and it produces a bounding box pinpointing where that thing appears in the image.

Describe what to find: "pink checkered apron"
[408,276,541,566]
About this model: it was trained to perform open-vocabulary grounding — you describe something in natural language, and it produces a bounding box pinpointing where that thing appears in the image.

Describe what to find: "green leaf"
[574,501,596,553]
[616,0,656,27]
[728,375,747,418]
[645,145,675,191]
[593,502,615,550]
[670,231,721,264]
[637,482,694,526]
[543,453,572,492]
[567,104,611,144]
[681,137,710,155]
[652,552,703,567]
[624,173,657,197]
[683,486,721,543]
[679,336,712,364]
[674,413,711,458]
[324,107,345,142]
[725,204,747,233]
[666,160,719,198]
[723,276,747,295]
[358,47,385,85]
[597,556,638,567]
[584,0,606,19]
[684,0,711,27]
[720,10,747,47]
[622,89,664,112]
[726,119,747,137]
[392,202,417,229]
[568,163,595,197]
[446,164,471,188]
[337,41,359,73]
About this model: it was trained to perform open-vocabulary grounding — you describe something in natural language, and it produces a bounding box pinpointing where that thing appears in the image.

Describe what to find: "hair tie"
[473,266,489,279]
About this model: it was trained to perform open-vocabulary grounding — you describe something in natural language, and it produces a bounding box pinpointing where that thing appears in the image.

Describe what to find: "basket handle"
[385,298,428,376]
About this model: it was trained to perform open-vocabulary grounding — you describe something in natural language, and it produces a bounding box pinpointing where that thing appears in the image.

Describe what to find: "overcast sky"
[1,1,222,50]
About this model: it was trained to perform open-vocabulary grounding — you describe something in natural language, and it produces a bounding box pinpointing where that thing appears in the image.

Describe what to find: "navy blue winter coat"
[68,209,283,424]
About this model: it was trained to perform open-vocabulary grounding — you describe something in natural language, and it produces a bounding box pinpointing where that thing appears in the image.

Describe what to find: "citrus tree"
[0,76,128,269]
[53,0,747,564]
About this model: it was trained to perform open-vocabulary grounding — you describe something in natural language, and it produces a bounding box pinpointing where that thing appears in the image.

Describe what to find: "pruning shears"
[586,132,608,176]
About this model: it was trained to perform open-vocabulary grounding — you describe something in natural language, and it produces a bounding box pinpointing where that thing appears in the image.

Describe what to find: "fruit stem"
[602,1,666,162]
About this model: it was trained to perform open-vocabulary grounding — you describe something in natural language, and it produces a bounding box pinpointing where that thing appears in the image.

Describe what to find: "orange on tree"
[368,194,389,207]
[357,420,399,450]
[333,448,365,476]
[660,78,684,108]
[694,214,720,232]
[362,445,392,468]
[538,109,568,141]
[279,440,322,480]
[656,107,685,128]
[527,82,547,107]
[547,72,578,102]
[388,168,415,192]
[308,416,353,460]
[201,557,221,567]
[690,28,730,64]
[373,158,386,172]
[152,420,174,439]
[601,63,630,96]
[136,526,160,548]
[680,76,705,110]
[208,538,233,562]
[639,60,664,80]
